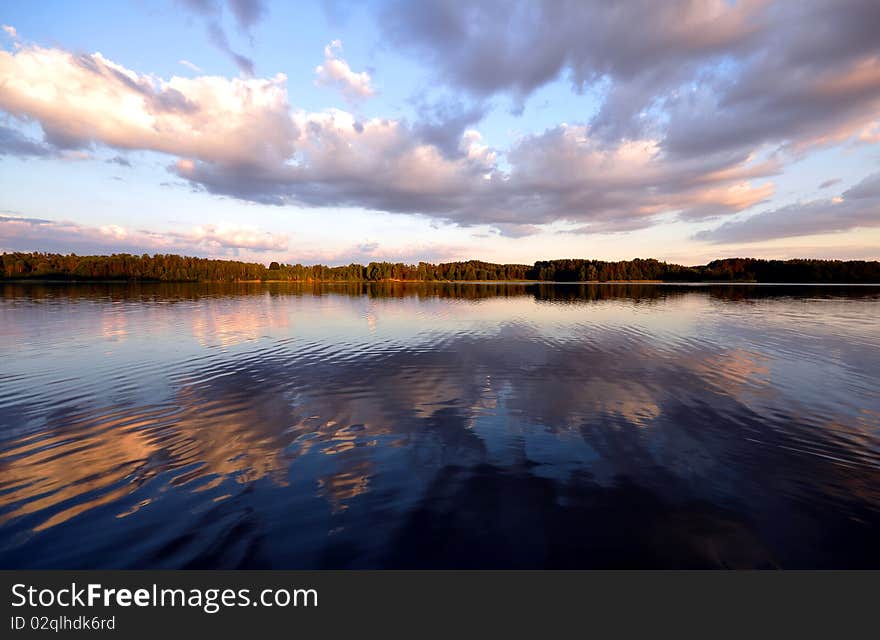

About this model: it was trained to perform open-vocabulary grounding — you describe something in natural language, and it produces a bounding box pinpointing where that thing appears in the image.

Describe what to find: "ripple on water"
[0,283,878,568]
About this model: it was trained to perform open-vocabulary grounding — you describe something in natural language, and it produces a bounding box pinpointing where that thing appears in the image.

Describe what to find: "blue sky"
[1,0,878,265]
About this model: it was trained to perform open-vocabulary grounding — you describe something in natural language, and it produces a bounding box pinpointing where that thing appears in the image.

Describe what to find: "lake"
[1,282,878,568]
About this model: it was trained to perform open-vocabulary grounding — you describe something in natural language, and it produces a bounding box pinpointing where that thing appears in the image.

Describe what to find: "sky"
[0,0,878,266]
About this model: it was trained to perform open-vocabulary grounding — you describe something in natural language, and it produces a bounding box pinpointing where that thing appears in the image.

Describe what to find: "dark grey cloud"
[181,0,268,33]
[658,1,880,157]
[171,120,773,234]
[0,125,53,157]
[151,87,200,114]
[378,0,766,142]
[0,213,53,224]
[205,22,254,75]
[178,0,264,74]
[40,127,90,150]
[696,172,880,244]
[107,155,132,167]
[179,0,219,14]
[227,0,267,32]
[379,1,880,155]
[843,172,880,200]
[492,223,541,238]
[410,97,488,158]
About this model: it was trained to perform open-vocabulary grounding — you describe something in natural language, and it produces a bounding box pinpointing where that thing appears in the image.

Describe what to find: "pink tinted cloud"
[0,35,847,237]
[0,215,288,256]
[314,40,375,99]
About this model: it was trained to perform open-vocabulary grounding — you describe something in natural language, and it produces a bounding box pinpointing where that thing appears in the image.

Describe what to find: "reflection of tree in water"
[5,281,879,304]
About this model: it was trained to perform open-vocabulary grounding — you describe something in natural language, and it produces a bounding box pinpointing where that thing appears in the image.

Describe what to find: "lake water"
[1,282,878,568]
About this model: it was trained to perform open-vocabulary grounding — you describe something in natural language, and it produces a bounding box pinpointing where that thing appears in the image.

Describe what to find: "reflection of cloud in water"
[318,461,373,513]
[1,284,878,567]
[100,306,128,342]
[0,407,163,530]
[189,295,291,348]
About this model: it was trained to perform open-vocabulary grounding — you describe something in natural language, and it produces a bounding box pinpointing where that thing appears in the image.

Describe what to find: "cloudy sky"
[1,0,878,265]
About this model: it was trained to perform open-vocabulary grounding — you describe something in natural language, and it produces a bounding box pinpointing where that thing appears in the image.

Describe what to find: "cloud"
[378,1,880,155]
[180,0,268,33]
[492,223,541,238]
[0,212,52,224]
[286,239,469,266]
[179,59,203,72]
[227,0,268,32]
[0,123,90,161]
[2,24,17,39]
[205,22,254,75]
[819,178,842,190]
[696,172,880,243]
[107,155,132,167]
[684,244,880,263]
[0,41,781,235]
[0,125,53,157]
[378,0,766,138]
[657,2,880,156]
[495,125,774,231]
[411,97,487,158]
[3,4,878,247]
[0,214,288,255]
[179,0,219,11]
[181,222,288,251]
[0,223,467,267]
[314,40,375,99]
[0,43,293,160]
[178,0,263,75]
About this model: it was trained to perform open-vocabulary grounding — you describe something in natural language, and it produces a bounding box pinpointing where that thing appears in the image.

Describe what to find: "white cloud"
[0,44,295,160]
[184,223,288,251]
[179,59,203,73]
[1,25,17,39]
[314,40,375,100]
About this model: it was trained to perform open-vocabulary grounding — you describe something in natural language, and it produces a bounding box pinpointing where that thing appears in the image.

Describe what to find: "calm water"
[1,282,878,568]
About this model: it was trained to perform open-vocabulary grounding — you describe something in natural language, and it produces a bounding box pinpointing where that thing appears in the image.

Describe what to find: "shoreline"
[4,279,880,286]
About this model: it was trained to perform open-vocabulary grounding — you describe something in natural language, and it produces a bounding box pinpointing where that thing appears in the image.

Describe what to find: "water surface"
[1,282,878,568]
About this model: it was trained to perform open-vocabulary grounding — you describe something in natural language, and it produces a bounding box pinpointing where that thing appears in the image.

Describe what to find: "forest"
[2,252,879,283]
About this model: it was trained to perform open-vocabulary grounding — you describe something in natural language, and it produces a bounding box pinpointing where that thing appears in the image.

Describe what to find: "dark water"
[1,282,878,568]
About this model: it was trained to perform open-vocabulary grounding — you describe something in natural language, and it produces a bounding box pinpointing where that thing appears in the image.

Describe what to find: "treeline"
[531,258,880,282]
[0,253,266,282]
[2,253,879,283]
[8,281,878,306]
